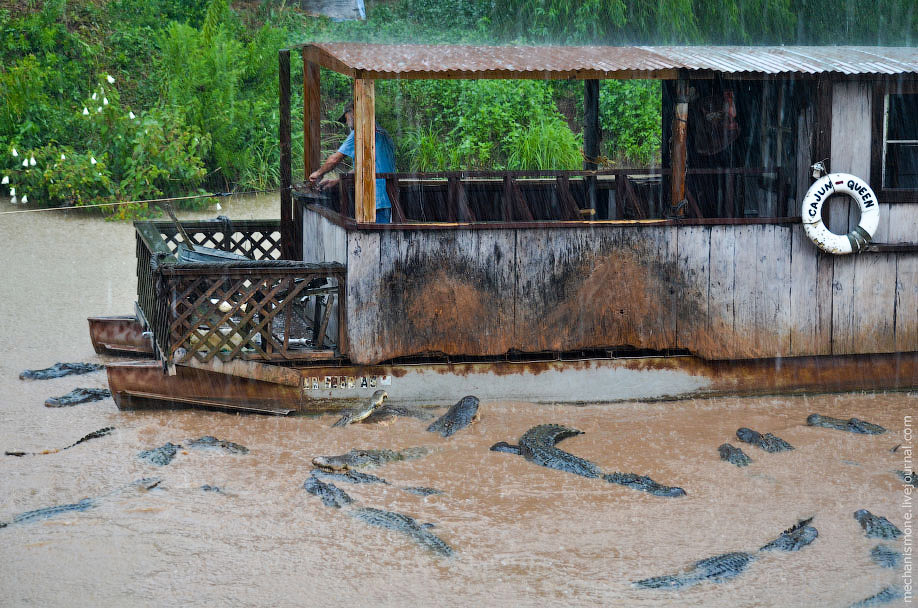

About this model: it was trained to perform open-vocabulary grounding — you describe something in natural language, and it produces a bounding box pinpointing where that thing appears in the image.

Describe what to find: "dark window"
[884,93,918,189]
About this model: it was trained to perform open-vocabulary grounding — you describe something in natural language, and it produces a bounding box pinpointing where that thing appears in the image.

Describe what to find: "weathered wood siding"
[302,210,347,264]
[340,221,916,364]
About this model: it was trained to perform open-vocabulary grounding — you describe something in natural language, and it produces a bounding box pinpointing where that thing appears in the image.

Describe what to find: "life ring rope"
[801,173,880,255]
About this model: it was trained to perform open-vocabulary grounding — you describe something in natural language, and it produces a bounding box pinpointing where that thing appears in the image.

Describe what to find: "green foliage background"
[0,0,914,214]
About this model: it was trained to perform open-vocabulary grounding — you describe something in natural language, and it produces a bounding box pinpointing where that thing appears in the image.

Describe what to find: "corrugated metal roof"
[301,43,918,79]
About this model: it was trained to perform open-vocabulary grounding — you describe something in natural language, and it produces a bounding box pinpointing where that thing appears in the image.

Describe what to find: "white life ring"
[801,172,880,254]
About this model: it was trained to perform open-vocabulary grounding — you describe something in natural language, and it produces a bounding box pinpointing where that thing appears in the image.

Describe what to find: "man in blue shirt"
[308,101,396,223]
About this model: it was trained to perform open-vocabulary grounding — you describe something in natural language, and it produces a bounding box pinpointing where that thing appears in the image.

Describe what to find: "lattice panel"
[164,269,342,363]
[153,220,284,260]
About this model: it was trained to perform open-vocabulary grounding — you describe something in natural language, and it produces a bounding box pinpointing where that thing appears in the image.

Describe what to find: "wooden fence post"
[354,78,376,223]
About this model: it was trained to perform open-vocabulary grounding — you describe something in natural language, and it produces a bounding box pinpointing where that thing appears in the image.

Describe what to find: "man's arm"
[309,151,346,185]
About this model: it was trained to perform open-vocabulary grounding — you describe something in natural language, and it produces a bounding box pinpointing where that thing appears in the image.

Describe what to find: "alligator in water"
[634,517,818,589]
[332,390,388,427]
[364,403,436,423]
[45,388,111,407]
[19,362,105,380]
[0,478,161,529]
[6,426,114,457]
[303,475,354,508]
[896,470,917,488]
[138,442,182,466]
[849,586,904,607]
[806,413,887,434]
[718,443,752,467]
[310,466,443,496]
[854,509,902,539]
[185,436,249,454]
[399,486,443,497]
[312,447,429,472]
[493,424,685,497]
[735,427,794,452]
[426,396,480,438]
[870,544,902,569]
[351,507,453,557]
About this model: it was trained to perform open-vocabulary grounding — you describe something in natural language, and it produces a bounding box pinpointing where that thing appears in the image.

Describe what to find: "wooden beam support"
[303,55,321,178]
[584,79,600,212]
[279,49,295,258]
[354,78,376,223]
[669,78,688,217]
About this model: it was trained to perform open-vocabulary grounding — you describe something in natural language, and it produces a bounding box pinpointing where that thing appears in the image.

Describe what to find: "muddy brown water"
[0,196,914,607]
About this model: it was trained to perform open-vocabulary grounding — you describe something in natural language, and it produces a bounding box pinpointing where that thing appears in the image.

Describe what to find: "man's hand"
[318,177,339,190]
[308,170,324,184]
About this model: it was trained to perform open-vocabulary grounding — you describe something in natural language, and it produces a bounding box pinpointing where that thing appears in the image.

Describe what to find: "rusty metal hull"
[88,316,154,356]
[105,352,918,414]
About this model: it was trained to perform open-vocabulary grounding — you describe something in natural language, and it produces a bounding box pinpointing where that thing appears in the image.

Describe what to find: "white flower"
[1,176,7,184]
[29,156,36,166]
[22,159,28,167]
[215,202,222,211]
[90,156,97,165]
[106,74,115,84]
[83,107,89,115]
[92,92,97,100]
[10,195,16,204]
[128,111,136,120]
[103,97,108,106]
[96,106,102,113]
[60,154,66,160]
[11,148,17,157]
[20,195,27,203]
[9,187,14,196]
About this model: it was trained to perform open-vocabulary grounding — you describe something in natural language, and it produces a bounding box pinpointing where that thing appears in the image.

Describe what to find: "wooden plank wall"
[340,220,916,364]
[302,210,347,264]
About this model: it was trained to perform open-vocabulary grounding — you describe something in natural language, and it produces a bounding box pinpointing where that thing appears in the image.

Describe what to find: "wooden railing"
[314,167,790,222]
[135,220,345,366]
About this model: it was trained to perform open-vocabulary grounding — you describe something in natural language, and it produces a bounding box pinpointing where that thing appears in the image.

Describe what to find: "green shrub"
[599,80,661,167]
[506,116,582,170]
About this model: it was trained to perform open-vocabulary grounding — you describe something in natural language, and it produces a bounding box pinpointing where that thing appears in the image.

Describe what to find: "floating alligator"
[6,426,114,456]
[854,509,902,539]
[870,544,902,569]
[138,442,182,466]
[427,396,480,438]
[303,475,355,508]
[351,507,453,557]
[312,447,430,472]
[849,586,905,607]
[19,362,104,380]
[718,443,752,467]
[634,517,818,590]
[45,387,111,407]
[492,424,685,497]
[0,478,161,529]
[806,413,887,434]
[311,468,389,485]
[364,403,436,423]
[185,436,249,454]
[735,427,794,452]
[332,390,388,427]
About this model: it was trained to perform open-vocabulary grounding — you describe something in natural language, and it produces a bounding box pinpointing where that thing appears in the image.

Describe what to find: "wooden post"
[584,79,600,212]
[278,49,294,259]
[670,79,688,217]
[354,78,376,224]
[303,54,321,178]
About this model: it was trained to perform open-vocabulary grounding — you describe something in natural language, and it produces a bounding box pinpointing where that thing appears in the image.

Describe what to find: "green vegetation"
[0,0,914,214]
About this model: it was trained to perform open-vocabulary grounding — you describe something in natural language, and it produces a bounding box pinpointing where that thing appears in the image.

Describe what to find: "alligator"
[427,396,480,438]
[364,403,436,423]
[806,413,887,434]
[634,517,818,590]
[138,442,182,466]
[312,447,429,472]
[185,436,249,454]
[759,517,818,551]
[399,486,443,497]
[351,507,453,557]
[332,390,388,427]
[19,362,105,380]
[854,509,902,539]
[309,466,443,497]
[492,424,685,497]
[718,443,752,467]
[896,470,918,488]
[849,586,904,607]
[735,427,794,452]
[870,544,902,569]
[0,478,161,529]
[44,388,111,407]
[303,475,354,508]
[6,426,114,457]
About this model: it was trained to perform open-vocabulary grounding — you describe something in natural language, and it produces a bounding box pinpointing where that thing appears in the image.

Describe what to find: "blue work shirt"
[338,127,396,210]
